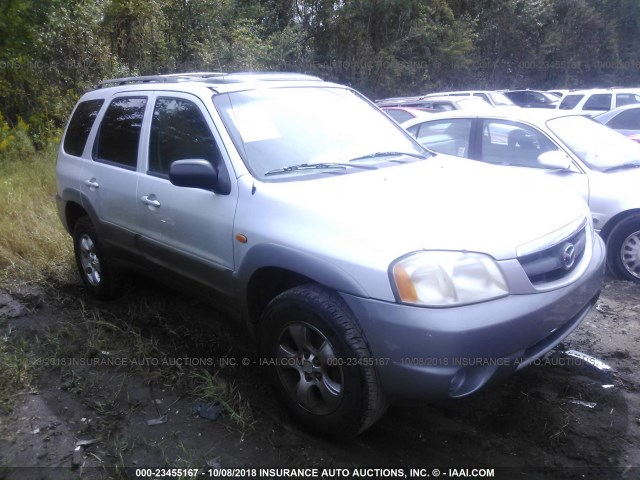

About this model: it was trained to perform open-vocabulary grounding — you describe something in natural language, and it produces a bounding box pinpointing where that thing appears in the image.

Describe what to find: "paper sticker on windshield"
[457,146,466,157]
[230,106,281,143]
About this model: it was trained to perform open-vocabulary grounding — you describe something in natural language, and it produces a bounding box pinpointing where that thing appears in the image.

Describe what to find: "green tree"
[102,0,167,73]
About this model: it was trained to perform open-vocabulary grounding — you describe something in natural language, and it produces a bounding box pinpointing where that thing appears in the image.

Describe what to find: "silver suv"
[56,73,605,436]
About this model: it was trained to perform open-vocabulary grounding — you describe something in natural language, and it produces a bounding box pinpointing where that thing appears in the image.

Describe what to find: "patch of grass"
[166,441,199,476]
[191,370,253,432]
[0,144,75,288]
[0,333,37,410]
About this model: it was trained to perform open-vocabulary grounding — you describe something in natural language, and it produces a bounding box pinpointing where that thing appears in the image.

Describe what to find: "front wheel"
[606,214,640,282]
[260,284,386,437]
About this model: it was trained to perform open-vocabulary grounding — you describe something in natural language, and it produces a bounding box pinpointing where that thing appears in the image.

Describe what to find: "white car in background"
[376,95,492,112]
[557,88,640,116]
[422,90,517,108]
[403,110,640,282]
[594,103,640,140]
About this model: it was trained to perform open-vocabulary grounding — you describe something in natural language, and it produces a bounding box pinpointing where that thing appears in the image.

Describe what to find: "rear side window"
[616,93,640,107]
[93,97,147,169]
[583,94,611,111]
[148,97,221,175]
[559,94,583,110]
[63,99,104,157]
[609,109,640,130]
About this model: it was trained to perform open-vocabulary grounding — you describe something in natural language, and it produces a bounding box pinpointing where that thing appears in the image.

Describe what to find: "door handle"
[84,179,99,189]
[140,195,161,208]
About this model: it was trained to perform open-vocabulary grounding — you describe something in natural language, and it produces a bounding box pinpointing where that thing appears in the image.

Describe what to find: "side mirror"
[169,159,219,190]
[537,150,571,170]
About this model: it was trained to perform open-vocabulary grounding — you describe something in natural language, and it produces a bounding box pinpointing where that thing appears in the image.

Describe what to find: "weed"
[191,370,253,432]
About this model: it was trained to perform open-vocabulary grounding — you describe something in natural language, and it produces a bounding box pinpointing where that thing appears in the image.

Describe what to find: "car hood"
[249,155,589,263]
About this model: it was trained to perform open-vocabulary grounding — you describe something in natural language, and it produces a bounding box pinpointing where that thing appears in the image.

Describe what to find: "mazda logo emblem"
[562,243,576,270]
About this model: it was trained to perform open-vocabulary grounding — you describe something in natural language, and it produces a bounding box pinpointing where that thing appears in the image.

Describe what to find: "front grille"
[518,226,587,285]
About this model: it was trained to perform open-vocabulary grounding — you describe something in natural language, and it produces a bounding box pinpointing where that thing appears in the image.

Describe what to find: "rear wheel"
[606,214,640,282]
[73,217,123,299]
[260,284,386,437]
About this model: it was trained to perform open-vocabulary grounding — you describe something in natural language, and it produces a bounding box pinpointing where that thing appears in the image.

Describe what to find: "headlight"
[390,251,509,307]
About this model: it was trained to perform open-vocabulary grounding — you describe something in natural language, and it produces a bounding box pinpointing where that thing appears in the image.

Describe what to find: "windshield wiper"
[602,161,640,173]
[264,162,377,176]
[348,151,429,162]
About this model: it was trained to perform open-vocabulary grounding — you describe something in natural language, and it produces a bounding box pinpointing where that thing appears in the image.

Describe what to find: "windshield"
[488,92,515,106]
[548,115,640,171]
[213,87,426,180]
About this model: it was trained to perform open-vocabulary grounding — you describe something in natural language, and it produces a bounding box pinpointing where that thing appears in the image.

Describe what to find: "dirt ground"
[0,276,639,480]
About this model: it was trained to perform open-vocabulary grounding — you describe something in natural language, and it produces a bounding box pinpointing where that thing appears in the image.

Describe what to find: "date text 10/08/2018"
[134,467,496,478]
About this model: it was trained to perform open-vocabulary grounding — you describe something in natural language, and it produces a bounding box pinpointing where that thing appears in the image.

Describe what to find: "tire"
[73,217,123,299]
[606,214,640,283]
[260,284,387,437]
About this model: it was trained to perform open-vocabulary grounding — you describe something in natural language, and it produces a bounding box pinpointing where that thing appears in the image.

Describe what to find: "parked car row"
[379,87,640,116]
[376,95,493,113]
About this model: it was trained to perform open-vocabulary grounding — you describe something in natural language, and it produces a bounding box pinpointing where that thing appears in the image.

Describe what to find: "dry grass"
[0,146,75,288]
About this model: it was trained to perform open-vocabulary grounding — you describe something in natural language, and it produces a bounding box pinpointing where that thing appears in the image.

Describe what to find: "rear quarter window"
[63,99,104,157]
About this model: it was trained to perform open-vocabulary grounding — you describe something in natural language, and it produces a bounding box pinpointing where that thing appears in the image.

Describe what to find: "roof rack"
[214,72,322,83]
[96,72,322,89]
[97,72,227,89]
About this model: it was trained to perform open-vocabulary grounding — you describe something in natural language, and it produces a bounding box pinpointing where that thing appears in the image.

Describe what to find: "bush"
[0,117,36,163]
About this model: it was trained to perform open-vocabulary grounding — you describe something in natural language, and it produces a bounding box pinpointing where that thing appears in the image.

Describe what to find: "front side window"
[583,94,611,111]
[481,120,558,168]
[214,87,425,180]
[149,97,221,175]
[94,97,147,168]
[412,119,472,157]
[64,99,104,157]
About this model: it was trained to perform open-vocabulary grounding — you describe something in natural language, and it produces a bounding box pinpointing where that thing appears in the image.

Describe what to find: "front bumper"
[339,235,606,402]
